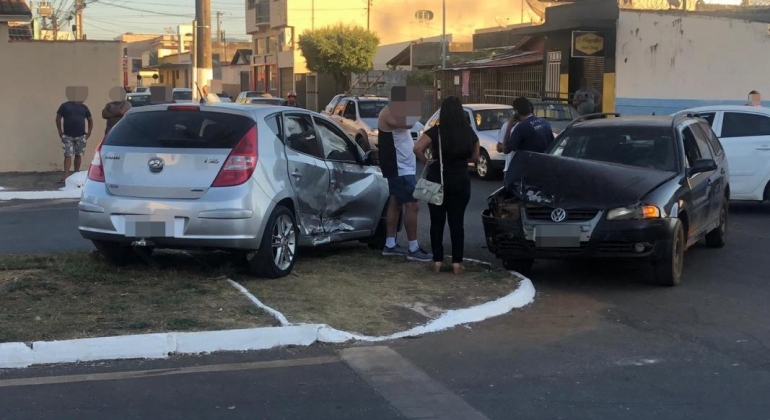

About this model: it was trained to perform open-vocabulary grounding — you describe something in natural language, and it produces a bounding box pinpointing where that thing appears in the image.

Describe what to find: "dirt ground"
[0,251,274,343]
[235,243,520,337]
[0,172,64,191]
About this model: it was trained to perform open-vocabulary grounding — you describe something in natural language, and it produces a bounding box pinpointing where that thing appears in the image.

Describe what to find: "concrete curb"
[0,270,535,369]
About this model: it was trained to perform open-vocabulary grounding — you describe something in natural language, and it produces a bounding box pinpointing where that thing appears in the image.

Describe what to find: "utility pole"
[215,11,222,42]
[75,0,84,40]
[441,0,446,69]
[51,13,58,39]
[195,0,213,99]
[367,0,372,31]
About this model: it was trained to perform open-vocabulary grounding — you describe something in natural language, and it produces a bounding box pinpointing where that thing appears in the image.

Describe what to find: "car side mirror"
[689,158,717,176]
[344,114,356,121]
[364,150,379,166]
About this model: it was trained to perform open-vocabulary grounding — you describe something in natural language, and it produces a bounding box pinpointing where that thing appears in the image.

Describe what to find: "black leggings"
[428,175,471,264]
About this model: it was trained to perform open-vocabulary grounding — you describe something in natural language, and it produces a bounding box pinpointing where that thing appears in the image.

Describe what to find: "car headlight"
[606,205,661,221]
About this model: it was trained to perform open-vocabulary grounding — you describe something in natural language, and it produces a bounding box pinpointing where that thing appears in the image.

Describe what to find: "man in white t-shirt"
[377,102,432,262]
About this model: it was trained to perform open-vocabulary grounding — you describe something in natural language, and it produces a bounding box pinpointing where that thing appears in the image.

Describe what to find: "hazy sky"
[58,0,744,41]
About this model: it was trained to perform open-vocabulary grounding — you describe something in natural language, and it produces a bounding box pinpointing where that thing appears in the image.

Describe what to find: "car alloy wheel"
[477,154,488,178]
[272,214,296,271]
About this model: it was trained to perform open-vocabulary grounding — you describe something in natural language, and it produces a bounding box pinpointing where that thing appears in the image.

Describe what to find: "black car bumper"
[482,209,677,262]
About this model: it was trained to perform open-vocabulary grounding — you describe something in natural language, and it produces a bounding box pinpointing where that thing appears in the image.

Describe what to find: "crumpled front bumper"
[481,209,677,262]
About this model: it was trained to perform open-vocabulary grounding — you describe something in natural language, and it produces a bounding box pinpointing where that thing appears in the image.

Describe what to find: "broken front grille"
[525,206,599,222]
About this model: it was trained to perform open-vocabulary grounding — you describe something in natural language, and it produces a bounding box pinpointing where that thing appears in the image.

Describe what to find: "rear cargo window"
[104,110,255,149]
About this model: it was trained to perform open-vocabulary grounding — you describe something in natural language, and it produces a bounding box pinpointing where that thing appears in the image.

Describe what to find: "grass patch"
[0,251,274,343]
[235,244,519,336]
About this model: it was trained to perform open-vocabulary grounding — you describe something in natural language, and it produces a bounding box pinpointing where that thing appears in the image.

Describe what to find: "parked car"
[236,91,273,103]
[531,101,580,135]
[171,88,193,103]
[676,105,770,202]
[421,104,513,180]
[244,97,289,106]
[482,113,730,286]
[323,95,425,151]
[79,103,390,278]
[126,93,151,107]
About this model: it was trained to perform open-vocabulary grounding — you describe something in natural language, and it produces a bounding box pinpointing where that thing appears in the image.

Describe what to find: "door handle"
[305,135,316,141]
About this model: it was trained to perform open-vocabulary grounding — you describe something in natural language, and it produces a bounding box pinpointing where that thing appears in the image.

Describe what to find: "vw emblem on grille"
[148,157,165,174]
[550,208,567,223]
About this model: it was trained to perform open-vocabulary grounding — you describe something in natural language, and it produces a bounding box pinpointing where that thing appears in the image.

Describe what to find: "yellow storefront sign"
[572,31,605,57]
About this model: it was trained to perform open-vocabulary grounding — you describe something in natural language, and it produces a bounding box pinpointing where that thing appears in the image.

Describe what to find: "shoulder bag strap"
[438,130,444,186]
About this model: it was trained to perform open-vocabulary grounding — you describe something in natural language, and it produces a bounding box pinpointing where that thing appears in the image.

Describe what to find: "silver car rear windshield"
[104,111,255,149]
[550,126,677,172]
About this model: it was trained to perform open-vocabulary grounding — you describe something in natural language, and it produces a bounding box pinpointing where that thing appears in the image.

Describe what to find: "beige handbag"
[413,131,444,205]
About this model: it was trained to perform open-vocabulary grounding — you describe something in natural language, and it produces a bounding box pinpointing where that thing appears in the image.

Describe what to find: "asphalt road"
[1,178,769,419]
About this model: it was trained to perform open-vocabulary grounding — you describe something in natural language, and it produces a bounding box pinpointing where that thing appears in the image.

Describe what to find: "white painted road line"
[0,355,339,388]
[340,346,490,420]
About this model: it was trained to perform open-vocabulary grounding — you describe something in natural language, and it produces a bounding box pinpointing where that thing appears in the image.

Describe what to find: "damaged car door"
[681,124,717,237]
[313,115,385,237]
[282,112,332,238]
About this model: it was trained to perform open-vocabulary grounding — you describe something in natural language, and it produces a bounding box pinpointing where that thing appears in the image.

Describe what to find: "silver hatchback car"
[78,103,389,278]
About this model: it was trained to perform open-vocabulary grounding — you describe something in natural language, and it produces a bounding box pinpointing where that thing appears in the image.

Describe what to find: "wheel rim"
[673,229,683,278]
[271,214,296,271]
[477,155,488,177]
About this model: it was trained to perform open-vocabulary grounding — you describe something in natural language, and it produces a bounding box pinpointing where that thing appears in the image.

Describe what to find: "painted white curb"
[0,171,86,201]
[0,268,535,369]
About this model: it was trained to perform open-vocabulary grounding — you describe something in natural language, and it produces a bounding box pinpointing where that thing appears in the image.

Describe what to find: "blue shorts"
[387,175,417,204]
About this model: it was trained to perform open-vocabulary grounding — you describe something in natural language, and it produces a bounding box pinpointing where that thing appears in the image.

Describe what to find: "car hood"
[504,152,677,209]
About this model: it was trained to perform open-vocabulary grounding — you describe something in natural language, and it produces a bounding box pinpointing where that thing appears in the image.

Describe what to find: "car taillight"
[211,126,258,187]
[168,105,199,111]
[87,139,105,182]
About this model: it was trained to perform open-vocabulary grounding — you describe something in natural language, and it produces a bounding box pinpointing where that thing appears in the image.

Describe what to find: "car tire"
[356,135,370,152]
[248,206,298,279]
[705,199,728,248]
[652,220,684,287]
[92,240,143,266]
[476,149,495,181]
[502,258,534,275]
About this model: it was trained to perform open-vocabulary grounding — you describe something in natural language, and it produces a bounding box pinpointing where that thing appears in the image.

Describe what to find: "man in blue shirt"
[503,97,554,155]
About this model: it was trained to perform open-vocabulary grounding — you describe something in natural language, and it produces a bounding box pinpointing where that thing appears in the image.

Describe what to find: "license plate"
[534,225,581,248]
[124,215,174,238]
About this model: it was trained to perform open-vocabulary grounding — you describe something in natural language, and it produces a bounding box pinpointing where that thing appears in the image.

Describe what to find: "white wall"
[0,25,123,172]
[615,10,770,115]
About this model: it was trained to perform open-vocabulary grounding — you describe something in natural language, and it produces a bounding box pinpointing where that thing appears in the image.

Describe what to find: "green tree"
[298,24,380,92]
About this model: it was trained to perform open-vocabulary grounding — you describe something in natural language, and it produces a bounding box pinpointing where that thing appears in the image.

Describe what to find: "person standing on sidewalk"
[102,86,132,136]
[286,90,302,108]
[414,96,480,275]
[496,109,521,179]
[56,96,93,184]
[377,99,432,262]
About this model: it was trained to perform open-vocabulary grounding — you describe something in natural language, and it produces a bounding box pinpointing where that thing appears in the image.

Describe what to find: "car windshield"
[472,109,513,132]
[358,101,387,118]
[172,90,192,100]
[549,126,677,172]
[105,111,255,149]
[533,103,576,121]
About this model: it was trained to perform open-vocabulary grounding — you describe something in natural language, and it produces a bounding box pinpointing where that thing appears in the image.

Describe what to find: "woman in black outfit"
[414,96,480,275]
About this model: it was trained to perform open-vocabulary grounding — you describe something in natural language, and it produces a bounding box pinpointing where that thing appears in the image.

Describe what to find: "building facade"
[244,0,537,109]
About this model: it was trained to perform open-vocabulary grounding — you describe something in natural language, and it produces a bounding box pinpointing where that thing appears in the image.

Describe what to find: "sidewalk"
[0,172,63,192]
[0,171,86,200]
